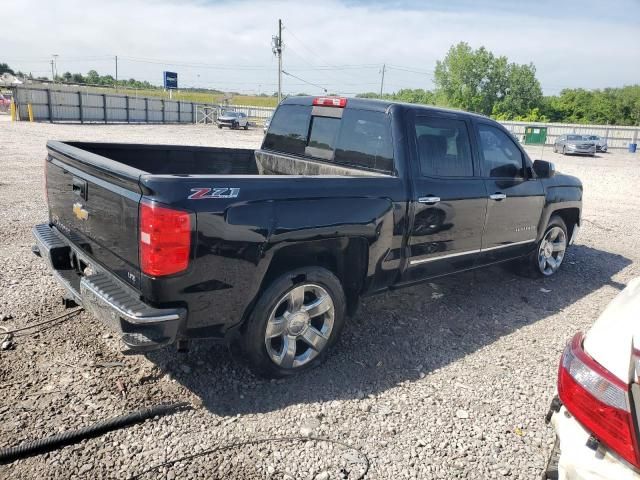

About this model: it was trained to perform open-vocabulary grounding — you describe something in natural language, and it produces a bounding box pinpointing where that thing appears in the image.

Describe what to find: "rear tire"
[241,267,346,378]
[516,215,568,278]
[562,146,566,155]
[244,124,249,130]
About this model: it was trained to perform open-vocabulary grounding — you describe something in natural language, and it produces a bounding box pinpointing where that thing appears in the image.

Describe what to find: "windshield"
[222,111,238,117]
[567,135,583,141]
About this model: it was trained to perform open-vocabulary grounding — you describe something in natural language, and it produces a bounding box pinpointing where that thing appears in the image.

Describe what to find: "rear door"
[400,111,487,283]
[46,142,143,289]
[474,122,544,263]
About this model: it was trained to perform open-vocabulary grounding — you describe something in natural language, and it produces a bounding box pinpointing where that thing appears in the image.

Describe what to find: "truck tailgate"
[46,141,143,290]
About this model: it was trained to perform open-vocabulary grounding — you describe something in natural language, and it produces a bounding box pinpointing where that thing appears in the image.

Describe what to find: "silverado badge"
[73,202,89,220]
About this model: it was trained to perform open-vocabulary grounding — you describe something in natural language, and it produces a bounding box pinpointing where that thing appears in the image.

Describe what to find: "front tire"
[241,267,346,378]
[517,215,568,278]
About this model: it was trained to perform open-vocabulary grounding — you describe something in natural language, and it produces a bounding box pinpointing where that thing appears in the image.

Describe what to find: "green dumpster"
[524,126,548,145]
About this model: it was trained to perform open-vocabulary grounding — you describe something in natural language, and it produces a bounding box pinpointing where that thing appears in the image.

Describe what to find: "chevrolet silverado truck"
[33,96,582,377]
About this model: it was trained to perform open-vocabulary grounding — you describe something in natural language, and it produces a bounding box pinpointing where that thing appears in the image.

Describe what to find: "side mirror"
[533,159,556,178]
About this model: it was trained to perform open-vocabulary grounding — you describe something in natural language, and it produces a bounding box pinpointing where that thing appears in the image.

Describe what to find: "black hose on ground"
[0,402,190,464]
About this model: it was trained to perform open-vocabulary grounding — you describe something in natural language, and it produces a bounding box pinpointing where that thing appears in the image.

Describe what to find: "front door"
[401,112,487,284]
[475,122,545,264]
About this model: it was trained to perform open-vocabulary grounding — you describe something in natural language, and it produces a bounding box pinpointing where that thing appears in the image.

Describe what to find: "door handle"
[489,193,506,201]
[418,196,440,205]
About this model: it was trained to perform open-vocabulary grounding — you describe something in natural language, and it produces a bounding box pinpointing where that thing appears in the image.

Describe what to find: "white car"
[216,111,249,130]
[545,278,640,479]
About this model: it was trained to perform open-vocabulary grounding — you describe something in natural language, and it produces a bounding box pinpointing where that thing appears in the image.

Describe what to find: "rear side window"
[415,117,473,177]
[263,105,311,155]
[334,109,394,172]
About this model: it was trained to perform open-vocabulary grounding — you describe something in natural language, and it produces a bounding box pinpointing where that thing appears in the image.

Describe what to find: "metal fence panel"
[500,121,638,150]
[12,86,638,145]
[12,85,211,124]
[147,98,163,122]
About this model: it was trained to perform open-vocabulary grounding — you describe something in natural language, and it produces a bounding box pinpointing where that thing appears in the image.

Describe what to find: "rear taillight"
[139,201,191,277]
[312,96,347,108]
[558,332,640,468]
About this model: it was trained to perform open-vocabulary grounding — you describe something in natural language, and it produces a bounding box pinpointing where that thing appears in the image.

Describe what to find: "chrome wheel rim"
[538,226,567,276]
[264,284,334,369]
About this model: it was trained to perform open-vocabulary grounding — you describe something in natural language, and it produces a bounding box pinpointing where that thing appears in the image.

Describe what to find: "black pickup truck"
[33,96,582,377]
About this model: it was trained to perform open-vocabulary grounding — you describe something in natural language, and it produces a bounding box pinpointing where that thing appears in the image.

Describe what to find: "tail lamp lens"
[139,201,191,277]
[558,332,640,468]
[312,96,347,107]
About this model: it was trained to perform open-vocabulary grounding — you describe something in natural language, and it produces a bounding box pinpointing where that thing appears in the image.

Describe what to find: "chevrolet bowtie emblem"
[73,202,89,220]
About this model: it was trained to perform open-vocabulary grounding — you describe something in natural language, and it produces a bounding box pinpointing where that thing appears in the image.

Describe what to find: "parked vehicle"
[263,116,271,134]
[554,134,596,156]
[545,278,640,480]
[33,96,582,377]
[583,134,608,153]
[217,110,249,129]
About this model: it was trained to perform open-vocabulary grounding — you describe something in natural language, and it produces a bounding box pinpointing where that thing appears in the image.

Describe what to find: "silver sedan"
[583,135,608,153]
[553,134,596,156]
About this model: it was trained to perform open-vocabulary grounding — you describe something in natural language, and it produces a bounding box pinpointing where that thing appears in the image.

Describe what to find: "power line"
[282,70,327,93]
[387,64,434,74]
[283,24,373,86]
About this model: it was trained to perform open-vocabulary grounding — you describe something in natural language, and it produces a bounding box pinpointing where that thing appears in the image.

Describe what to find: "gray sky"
[3,0,639,95]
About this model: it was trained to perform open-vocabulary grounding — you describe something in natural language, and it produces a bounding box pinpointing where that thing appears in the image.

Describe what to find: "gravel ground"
[0,120,638,479]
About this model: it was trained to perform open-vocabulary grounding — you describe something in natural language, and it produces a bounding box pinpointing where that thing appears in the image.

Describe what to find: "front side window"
[478,124,524,178]
[415,116,473,177]
[262,105,312,156]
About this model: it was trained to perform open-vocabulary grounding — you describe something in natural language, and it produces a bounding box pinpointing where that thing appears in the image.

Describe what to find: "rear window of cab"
[263,104,394,174]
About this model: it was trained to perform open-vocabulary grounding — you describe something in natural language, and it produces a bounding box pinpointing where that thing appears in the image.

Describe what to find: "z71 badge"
[188,187,240,200]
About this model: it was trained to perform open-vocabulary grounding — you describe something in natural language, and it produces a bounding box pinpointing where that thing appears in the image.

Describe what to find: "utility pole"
[272,19,283,104]
[52,54,59,83]
[115,55,118,90]
[379,63,386,97]
[50,60,55,82]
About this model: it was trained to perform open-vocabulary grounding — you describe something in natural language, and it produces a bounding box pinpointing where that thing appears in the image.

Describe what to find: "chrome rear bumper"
[33,223,185,352]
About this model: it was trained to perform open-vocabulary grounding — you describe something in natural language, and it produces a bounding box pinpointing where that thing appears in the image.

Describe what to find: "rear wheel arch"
[242,237,369,330]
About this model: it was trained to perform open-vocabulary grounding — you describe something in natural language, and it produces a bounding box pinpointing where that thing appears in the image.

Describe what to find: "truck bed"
[60,142,390,177]
[63,142,260,175]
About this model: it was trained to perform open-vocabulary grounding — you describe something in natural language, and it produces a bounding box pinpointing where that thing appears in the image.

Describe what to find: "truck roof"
[281,95,489,120]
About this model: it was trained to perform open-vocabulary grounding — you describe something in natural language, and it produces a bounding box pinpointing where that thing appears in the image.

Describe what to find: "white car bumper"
[547,405,640,480]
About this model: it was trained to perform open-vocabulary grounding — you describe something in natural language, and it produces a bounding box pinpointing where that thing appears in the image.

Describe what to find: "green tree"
[433,42,509,115]
[0,62,15,75]
[492,63,543,119]
[86,70,100,84]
